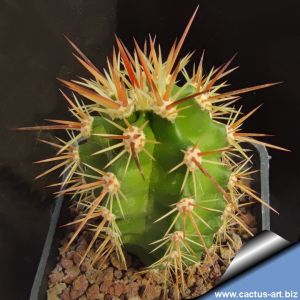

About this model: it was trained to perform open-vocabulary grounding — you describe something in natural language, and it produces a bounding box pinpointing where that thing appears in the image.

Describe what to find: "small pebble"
[60,287,71,300]
[63,266,80,284]
[47,283,66,299]
[61,258,74,270]
[113,282,125,297]
[127,282,139,298]
[87,284,100,300]
[114,270,123,280]
[49,271,63,286]
[110,253,123,270]
[86,268,98,284]
[73,252,82,265]
[70,274,88,299]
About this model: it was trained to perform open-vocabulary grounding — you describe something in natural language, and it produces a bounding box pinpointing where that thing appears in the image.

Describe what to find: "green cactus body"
[78,83,229,266]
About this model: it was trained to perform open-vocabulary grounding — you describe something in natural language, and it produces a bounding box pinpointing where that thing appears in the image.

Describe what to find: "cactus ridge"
[18,7,288,298]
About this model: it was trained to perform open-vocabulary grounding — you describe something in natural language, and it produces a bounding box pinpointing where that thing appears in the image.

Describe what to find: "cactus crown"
[19,7,288,298]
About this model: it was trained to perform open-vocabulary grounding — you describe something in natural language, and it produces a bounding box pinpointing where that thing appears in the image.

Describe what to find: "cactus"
[19,7,288,298]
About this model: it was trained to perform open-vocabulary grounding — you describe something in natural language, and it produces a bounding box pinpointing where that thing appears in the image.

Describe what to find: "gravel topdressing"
[47,207,257,300]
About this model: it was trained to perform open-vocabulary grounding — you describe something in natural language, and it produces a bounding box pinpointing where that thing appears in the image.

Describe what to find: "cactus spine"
[19,7,288,298]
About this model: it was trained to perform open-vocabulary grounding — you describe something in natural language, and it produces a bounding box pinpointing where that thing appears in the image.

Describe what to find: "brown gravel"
[61,258,74,270]
[70,274,89,298]
[47,209,257,300]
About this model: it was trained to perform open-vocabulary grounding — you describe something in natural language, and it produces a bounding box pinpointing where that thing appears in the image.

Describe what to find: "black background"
[0,0,299,299]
